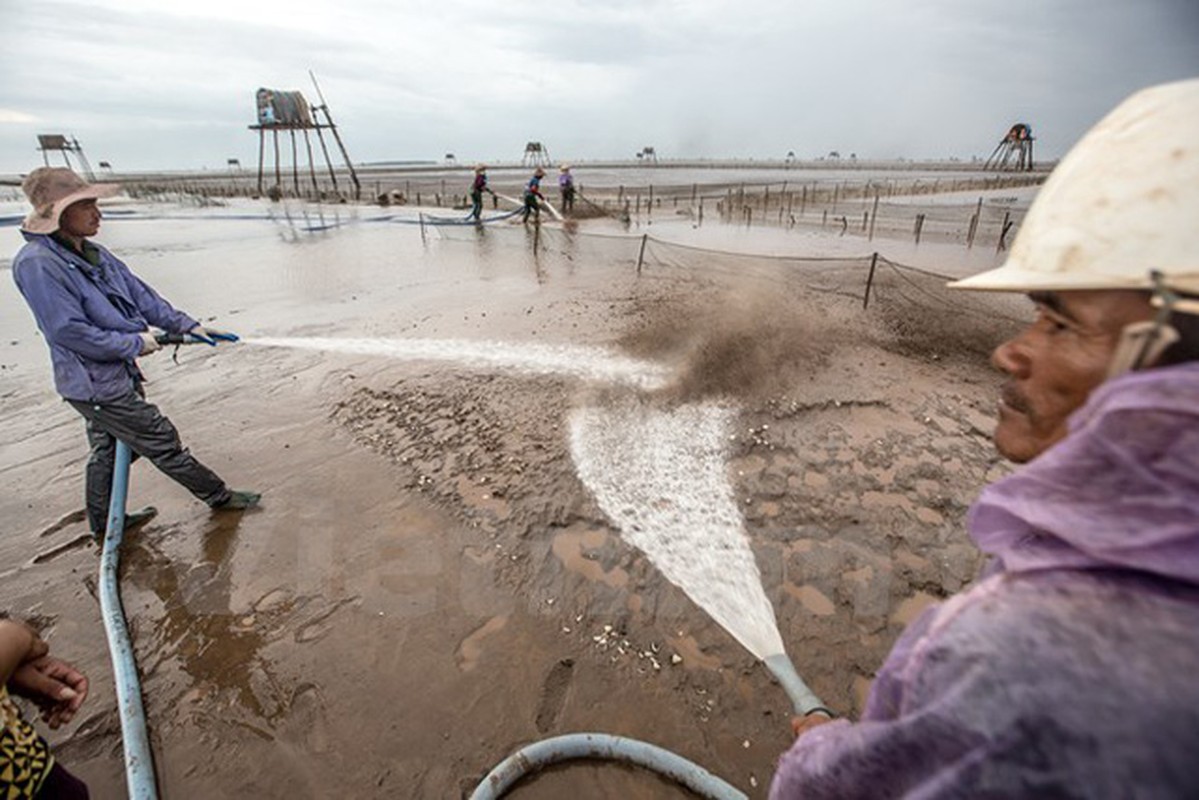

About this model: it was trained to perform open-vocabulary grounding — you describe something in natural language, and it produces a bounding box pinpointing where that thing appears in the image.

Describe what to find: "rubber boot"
[213,490,261,511]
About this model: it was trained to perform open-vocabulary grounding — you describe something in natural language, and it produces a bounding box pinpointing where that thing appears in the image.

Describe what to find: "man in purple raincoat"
[12,168,261,541]
[771,80,1199,798]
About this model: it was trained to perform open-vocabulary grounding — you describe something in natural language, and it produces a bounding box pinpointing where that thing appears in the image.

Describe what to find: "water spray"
[568,399,827,715]
[244,336,827,795]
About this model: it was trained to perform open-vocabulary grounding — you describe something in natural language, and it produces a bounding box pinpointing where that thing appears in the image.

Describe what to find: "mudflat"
[1,194,1019,798]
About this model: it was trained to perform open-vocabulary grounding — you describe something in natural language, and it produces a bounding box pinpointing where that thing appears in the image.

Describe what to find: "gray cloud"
[1,0,1196,173]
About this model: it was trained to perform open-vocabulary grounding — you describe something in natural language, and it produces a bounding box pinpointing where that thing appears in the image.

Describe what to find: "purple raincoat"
[771,363,1199,799]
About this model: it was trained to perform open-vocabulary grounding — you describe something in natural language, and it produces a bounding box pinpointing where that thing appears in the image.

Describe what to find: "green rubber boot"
[92,505,158,543]
[214,490,261,511]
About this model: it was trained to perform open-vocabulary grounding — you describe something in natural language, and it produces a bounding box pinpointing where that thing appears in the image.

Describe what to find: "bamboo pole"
[863,252,879,310]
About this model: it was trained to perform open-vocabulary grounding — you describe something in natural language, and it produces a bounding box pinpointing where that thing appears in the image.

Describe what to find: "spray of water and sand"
[247,337,671,391]
[247,336,811,705]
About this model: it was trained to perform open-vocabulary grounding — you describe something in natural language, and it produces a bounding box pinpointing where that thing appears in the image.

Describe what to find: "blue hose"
[469,733,747,800]
[99,440,159,800]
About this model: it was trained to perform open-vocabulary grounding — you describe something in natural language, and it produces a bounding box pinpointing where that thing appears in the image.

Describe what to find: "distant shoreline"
[0,157,1054,186]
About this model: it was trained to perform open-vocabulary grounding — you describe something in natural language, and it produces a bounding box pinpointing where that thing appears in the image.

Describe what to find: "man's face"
[990,290,1155,463]
[58,198,101,238]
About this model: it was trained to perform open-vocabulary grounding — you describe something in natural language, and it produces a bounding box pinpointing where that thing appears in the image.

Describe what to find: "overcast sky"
[1,0,1196,174]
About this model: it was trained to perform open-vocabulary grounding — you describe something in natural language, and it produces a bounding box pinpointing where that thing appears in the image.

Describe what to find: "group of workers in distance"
[465,162,575,223]
[5,77,1198,798]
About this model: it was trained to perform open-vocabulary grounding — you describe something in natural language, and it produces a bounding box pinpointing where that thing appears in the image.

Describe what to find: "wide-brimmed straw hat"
[21,167,120,234]
[533,167,546,177]
[559,164,571,172]
[474,163,487,173]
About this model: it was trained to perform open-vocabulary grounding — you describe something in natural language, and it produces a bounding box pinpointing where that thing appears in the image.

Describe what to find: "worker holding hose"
[467,164,495,222]
[772,80,1199,798]
[521,166,546,223]
[558,164,575,213]
[12,168,261,543]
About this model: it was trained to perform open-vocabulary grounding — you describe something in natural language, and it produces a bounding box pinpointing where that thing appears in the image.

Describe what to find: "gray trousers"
[68,387,230,533]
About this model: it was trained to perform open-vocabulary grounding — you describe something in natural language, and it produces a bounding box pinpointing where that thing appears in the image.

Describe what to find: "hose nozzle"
[763,653,831,717]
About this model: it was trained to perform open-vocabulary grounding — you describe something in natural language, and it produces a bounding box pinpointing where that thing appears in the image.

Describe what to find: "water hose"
[99,440,159,800]
[469,733,747,800]
[469,653,826,798]
[762,653,829,716]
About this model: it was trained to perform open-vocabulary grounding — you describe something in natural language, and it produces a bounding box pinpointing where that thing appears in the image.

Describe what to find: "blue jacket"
[12,232,198,402]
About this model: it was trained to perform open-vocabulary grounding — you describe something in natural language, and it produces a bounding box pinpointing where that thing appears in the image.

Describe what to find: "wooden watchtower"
[36,134,95,180]
[522,142,551,167]
[984,123,1034,171]
[637,146,658,164]
[249,72,360,200]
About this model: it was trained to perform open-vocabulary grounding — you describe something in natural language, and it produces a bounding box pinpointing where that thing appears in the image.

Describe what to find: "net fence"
[436,222,1030,359]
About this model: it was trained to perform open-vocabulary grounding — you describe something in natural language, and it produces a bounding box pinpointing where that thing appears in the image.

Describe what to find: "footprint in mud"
[31,533,95,565]
[281,682,330,754]
[455,615,508,673]
[534,658,575,733]
[294,597,358,644]
[37,509,87,538]
[51,710,122,763]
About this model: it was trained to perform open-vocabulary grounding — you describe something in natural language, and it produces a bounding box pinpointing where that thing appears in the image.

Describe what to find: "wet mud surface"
[1,200,1016,798]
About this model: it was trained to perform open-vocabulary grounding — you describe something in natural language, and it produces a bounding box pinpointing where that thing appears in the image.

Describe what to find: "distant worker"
[467,164,495,222]
[1,616,90,798]
[558,164,575,213]
[12,168,261,542]
[771,79,1199,798]
[522,167,546,223]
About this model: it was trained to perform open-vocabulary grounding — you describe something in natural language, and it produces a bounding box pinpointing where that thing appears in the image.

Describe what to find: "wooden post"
[691,183,697,203]
[272,129,281,192]
[290,129,300,196]
[868,194,879,241]
[997,211,1013,252]
[313,124,340,196]
[698,198,704,226]
[303,129,319,198]
[800,185,807,216]
[323,115,360,200]
[636,233,648,275]
[419,212,427,245]
[967,196,983,248]
[914,213,925,245]
[863,252,879,310]
[256,128,265,196]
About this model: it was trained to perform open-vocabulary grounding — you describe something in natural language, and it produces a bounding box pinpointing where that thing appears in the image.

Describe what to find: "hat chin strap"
[1105,269,1197,379]
[1106,320,1180,379]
